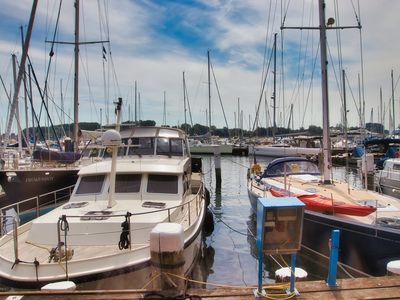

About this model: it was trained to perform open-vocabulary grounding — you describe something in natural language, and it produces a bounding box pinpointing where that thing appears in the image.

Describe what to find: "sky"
[0,0,399,135]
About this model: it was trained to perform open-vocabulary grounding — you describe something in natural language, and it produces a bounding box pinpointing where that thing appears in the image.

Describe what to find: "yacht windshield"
[264,160,320,177]
[147,174,178,194]
[127,137,155,155]
[115,174,141,193]
[76,175,105,194]
[156,138,183,156]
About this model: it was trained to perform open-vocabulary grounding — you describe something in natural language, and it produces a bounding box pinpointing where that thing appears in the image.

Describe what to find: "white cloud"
[0,0,400,133]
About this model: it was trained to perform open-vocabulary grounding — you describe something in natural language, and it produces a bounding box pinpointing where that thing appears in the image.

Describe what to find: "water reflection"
[194,155,352,288]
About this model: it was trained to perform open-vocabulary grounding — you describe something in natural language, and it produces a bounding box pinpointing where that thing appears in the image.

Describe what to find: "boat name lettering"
[25,176,55,183]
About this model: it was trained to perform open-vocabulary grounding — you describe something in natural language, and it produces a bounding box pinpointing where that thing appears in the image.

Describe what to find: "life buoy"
[251,163,261,174]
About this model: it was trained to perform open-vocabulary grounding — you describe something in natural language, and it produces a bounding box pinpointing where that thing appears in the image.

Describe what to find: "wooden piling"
[213,146,221,188]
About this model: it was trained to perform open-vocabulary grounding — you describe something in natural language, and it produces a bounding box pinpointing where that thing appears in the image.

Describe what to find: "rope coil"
[119,212,132,250]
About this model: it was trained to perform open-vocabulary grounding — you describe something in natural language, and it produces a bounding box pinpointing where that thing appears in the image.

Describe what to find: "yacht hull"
[0,169,78,207]
[253,145,320,157]
[0,200,206,289]
[377,177,400,199]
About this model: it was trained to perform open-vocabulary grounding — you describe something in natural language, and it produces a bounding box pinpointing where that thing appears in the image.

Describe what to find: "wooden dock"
[0,276,399,299]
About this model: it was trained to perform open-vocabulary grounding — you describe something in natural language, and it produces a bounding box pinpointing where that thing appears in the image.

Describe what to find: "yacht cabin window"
[156,138,184,156]
[170,139,184,156]
[147,174,178,194]
[126,137,155,155]
[115,174,141,193]
[76,175,105,194]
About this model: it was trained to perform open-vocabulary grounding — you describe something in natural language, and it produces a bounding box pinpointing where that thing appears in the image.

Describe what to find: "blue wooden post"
[257,246,263,294]
[255,197,304,297]
[290,253,297,293]
[327,229,340,287]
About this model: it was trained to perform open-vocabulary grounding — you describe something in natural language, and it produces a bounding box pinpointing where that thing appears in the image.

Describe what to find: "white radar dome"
[102,129,121,147]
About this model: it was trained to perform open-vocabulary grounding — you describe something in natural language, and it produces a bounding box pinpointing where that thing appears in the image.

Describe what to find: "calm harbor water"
[191,155,365,288]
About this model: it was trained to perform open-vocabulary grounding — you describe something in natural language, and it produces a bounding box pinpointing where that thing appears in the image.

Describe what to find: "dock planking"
[0,276,399,299]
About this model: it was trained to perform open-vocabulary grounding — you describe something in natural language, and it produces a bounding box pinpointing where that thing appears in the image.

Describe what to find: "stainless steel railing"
[0,184,75,236]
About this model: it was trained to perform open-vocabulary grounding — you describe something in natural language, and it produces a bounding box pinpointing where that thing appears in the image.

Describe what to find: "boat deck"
[0,189,202,267]
[0,225,130,264]
[263,175,400,223]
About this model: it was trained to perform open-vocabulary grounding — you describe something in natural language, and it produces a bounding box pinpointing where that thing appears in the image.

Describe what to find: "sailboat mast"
[391,69,395,134]
[380,87,384,136]
[11,54,22,153]
[318,0,332,184]
[4,0,37,146]
[73,0,80,151]
[237,97,240,138]
[207,50,211,131]
[162,91,166,126]
[21,27,30,149]
[272,33,277,141]
[134,80,137,123]
[343,69,350,193]
[183,72,187,132]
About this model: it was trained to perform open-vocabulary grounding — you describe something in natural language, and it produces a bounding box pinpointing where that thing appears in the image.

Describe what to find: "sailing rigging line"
[0,60,13,137]
[327,42,344,110]
[42,0,63,146]
[292,0,307,129]
[260,0,278,97]
[84,3,113,126]
[253,2,281,133]
[290,1,317,129]
[27,55,63,148]
[259,0,272,94]
[0,72,29,149]
[0,73,12,116]
[210,62,229,130]
[280,0,294,128]
[281,0,291,27]
[192,63,206,125]
[356,0,366,134]
[80,0,98,123]
[5,0,37,146]
[344,70,362,123]
[252,42,274,133]
[183,72,194,128]
[333,0,344,103]
[300,43,319,129]
[82,1,119,126]
[349,0,361,26]
[97,0,110,124]
[256,1,278,131]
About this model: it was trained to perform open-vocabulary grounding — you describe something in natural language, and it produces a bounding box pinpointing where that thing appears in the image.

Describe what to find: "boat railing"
[0,185,75,236]
[53,182,205,259]
[1,182,203,268]
[58,182,204,226]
